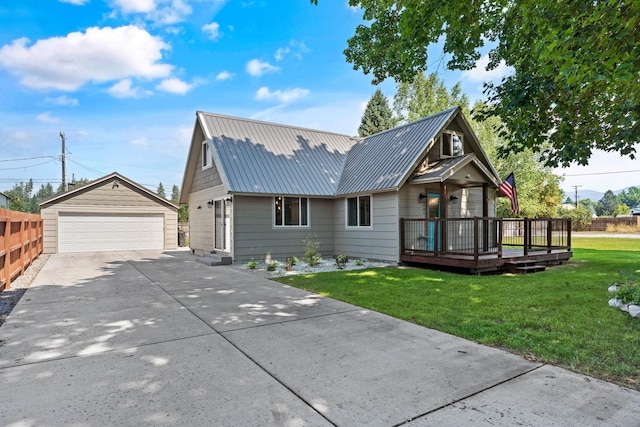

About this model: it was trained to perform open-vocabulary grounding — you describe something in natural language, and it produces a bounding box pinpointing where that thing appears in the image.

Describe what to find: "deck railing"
[401,217,571,260]
[0,208,43,291]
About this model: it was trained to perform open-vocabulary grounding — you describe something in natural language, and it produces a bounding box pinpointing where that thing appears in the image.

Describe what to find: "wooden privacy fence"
[0,208,43,291]
[585,216,640,231]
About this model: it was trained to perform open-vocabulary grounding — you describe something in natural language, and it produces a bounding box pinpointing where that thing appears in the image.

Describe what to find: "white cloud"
[111,0,156,13]
[274,47,289,61]
[108,79,149,98]
[36,112,59,123]
[0,26,172,91]
[215,71,234,81]
[274,40,310,61]
[156,77,193,94]
[59,0,90,5]
[130,137,150,146]
[246,59,279,77]
[255,86,309,104]
[202,22,220,40]
[45,95,79,107]
[109,0,192,25]
[462,54,512,83]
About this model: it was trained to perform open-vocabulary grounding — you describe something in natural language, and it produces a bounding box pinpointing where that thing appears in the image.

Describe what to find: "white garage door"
[59,214,164,253]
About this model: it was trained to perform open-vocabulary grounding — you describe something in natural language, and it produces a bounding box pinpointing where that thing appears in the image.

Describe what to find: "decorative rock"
[607,285,619,293]
[608,298,623,308]
[628,304,640,318]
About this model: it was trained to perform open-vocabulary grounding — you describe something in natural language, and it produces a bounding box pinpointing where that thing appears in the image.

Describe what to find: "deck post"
[482,183,489,252]
[400,218,405,257]
[547,219,552,253]
[567,219,572,252]
[2,217,9,290]
[439,183,447,254]
[498,218,503,258]
[473,217,479,262]
[524,218,529,256]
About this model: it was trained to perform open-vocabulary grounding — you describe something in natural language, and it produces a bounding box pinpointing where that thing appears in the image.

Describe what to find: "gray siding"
[192,133,222,193]
[187,185,228,255]
[334,192,399,262]
[233,195,336,263]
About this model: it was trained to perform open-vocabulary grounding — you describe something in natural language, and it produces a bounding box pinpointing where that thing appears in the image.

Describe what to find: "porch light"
[207,200,214,208]
[449,195,459,201]
[419,193,427,201]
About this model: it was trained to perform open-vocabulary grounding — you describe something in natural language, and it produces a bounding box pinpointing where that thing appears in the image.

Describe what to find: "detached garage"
[40,172,178,254]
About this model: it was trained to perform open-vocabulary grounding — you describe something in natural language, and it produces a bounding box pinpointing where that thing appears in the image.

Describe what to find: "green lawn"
[275,237,640,391]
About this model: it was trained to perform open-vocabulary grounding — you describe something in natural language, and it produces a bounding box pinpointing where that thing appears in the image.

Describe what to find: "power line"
[0,156,56,162]
[0,159,56,171]
[562,169,640,177]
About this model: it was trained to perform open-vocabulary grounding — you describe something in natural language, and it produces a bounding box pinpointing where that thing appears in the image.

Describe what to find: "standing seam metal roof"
[198,112,354,196]
[336,107,458,195]
[197,107,464,197]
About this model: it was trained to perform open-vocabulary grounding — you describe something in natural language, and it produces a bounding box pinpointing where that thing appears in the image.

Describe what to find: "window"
[346,195,371,227]
[441,131,463,157]
[202,141,211,169]
[274,197,309,227]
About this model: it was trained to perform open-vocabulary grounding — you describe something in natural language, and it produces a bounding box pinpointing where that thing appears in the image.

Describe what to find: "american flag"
[499,173,519,214]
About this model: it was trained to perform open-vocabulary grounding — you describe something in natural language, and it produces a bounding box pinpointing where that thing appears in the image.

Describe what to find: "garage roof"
[39,172,178,209]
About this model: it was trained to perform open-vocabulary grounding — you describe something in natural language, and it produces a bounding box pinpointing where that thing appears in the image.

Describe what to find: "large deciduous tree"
[358,88,395,136]
[312,0,640,167]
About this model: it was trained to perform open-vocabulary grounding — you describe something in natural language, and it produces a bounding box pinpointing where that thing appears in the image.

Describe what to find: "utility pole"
[572,185,582,208]
[60,131,66,192]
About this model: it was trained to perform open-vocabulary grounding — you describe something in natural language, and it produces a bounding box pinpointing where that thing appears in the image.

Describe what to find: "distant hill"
[563,186,640,202]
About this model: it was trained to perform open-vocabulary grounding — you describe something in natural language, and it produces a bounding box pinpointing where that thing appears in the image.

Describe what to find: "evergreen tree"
[157,182,166,199]
[358,88,395,137]
[171,185,180,203]
[596,190,619,216]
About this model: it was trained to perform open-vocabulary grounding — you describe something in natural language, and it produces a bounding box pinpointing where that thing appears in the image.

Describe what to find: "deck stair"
[504,259,546,274]
[196,252,232,266]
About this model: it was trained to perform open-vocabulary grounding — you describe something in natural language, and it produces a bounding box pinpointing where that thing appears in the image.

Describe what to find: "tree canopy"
[312,0,640,167]
[358,88,395,136]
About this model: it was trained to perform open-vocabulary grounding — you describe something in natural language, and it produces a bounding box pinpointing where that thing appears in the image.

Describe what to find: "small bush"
[303,237,321,266]
[285,256,299,271]
[616,284,640,305]
[246,261,258,270]
[266,260,279,272]
[354,259,364,266]
[335,253,348,269]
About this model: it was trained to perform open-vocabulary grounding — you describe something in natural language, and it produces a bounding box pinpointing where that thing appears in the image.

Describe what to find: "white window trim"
[273,196,310,228]
[440,130,464,158]
[202,141,212,170]
[345,194,373,228]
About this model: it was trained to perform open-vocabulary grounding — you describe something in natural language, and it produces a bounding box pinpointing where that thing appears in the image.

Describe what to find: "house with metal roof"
[179,107,572,272]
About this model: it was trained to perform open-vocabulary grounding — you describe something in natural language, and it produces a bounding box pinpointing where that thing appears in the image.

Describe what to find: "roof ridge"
[196,110,355,139]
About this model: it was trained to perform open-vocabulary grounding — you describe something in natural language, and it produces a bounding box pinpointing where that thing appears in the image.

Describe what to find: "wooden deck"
[400,217,572,274]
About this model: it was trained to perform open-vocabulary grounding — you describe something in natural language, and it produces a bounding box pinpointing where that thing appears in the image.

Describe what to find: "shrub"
[266,260,278,272]
[354,259,364,266]
[557,206,593,231]
[303,237,321,266]
[616,284,640,305]
[285,256,299,271]
[246,261,258,270]
[335,253,348,269]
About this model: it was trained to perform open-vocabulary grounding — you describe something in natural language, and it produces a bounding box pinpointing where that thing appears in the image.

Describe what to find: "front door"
[214,199,231,252]
[426,192,441,250]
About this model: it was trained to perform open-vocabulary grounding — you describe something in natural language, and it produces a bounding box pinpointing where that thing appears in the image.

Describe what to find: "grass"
[275,237,640,391]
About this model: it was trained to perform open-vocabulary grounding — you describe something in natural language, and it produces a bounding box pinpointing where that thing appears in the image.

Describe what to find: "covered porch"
[400,217,572,274]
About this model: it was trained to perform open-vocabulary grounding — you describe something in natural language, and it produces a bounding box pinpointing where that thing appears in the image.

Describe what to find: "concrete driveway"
[1,250,638,426]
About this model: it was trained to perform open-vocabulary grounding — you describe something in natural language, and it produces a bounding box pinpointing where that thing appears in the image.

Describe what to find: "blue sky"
[0,0,637,197]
